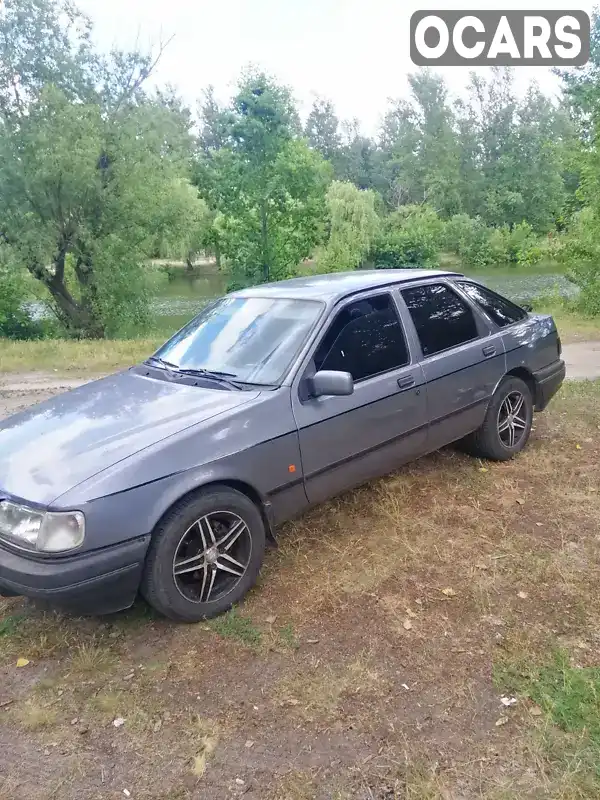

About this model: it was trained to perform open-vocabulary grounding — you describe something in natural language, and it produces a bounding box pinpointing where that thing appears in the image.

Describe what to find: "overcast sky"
[77,0,597,135]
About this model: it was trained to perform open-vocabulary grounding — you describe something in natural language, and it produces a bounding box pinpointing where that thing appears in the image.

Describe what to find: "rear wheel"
[141,487,266,622]
[461,376,533,461]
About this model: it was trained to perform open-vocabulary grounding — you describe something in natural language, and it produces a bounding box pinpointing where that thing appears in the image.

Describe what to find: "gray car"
[0,270,565,622]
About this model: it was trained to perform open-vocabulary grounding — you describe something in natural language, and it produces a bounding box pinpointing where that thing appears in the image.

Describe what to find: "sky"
[77,0,597,136]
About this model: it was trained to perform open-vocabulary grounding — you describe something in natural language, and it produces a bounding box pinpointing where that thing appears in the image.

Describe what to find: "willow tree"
[0,0,199,337]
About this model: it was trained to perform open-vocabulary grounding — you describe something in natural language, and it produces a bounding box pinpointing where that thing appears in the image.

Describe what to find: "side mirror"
[310,370,354,398]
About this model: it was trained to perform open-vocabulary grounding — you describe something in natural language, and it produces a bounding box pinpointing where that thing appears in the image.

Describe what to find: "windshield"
[152,296,324,385]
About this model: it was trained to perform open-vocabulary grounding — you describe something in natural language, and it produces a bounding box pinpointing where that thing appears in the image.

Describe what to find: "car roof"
[231,269,464,303]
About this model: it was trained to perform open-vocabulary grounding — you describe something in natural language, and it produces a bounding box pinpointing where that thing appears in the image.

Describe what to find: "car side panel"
[419,341,507,450]
[293,366,428,505]
[52,392,309,549]
[502,313,561,374]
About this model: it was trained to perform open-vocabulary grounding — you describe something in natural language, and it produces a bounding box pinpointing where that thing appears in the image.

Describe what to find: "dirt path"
[0,342,598,420]
[561,340,600,379]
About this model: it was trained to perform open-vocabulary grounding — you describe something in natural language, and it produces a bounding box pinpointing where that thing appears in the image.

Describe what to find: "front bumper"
[0,536,150,615]
[534,359,566,411]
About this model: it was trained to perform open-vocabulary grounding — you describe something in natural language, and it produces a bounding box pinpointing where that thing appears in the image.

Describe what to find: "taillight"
[557,335,562,357]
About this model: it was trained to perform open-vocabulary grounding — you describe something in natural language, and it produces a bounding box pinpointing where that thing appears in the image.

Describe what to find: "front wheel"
[141,487,266,622]
[461,376,533,461]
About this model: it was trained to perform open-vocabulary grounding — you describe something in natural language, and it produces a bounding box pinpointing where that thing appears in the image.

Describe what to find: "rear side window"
[401,283,479,357]
[457,282,527,328]
[314,293,409,381]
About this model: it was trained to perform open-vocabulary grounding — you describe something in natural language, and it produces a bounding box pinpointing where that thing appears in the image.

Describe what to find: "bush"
[369,205,442,269]
[441,214,544,269]
[0,251,45,340]
[442,213,475,255]
[556,207,600,316]
[506,221,543,267]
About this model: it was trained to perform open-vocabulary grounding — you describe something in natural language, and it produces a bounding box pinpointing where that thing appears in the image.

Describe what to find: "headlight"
[0,501,85,553]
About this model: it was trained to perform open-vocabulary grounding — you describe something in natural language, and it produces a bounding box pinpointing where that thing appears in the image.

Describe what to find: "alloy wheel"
[497,391,528,448]
[172,511,252,604]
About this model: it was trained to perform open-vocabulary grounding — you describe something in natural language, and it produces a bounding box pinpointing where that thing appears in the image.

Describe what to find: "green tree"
[0,0,197,337]
[456,69,568,232]
[318,181,380,272]
[381,71,462,216]
[305,97,343,173]
[200,71,331,287]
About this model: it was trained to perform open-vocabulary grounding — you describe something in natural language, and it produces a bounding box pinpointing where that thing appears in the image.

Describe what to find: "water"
[26,263,578,335]
[156,265,577,321]
[465,270,577,304]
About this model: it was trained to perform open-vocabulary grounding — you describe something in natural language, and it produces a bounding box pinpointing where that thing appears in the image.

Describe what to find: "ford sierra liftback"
[0,270,565,622]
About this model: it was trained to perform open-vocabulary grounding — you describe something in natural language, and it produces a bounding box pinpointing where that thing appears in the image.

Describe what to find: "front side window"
[153,296,323,385]
[457,282,527,328]
[401,283,479,357]
[313,293,409,382]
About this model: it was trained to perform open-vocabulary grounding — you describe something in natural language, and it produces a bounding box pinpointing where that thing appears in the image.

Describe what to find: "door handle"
[397,375,415,390]
[482,345,496,358]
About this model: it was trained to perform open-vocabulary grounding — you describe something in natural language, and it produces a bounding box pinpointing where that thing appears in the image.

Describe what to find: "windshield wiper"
[145,356,180,370]
[174,367,247,391]
[145,358,271,390]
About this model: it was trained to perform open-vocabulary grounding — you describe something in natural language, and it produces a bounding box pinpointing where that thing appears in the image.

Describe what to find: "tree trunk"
[47,276,105,338]
[185,251,195,272]
[214,240,221,270]
[260,200,269,283]
[27,249,105,338]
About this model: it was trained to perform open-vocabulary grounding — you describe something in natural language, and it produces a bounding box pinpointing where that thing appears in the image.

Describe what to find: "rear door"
[398,281,506,451]
[291,291,428,505]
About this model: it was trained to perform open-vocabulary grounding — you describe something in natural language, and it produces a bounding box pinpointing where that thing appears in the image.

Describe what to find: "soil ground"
[0,346,599,800]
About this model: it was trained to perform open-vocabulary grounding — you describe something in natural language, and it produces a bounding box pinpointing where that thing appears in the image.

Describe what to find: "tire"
[461,376,533,462]
[141,487,266,622]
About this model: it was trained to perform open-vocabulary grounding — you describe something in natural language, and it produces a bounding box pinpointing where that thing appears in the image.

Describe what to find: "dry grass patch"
[266,382,600,634]
[190,716,221,778]
[68,643,118,675]
[266,771,317,800]
[12,699,57,731]
[275,652,386,722]
[86,686,168,734]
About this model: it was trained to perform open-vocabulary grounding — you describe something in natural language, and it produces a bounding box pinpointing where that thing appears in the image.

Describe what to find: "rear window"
[457,282,527,328]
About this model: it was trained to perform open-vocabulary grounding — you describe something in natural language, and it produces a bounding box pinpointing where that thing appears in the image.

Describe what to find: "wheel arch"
[505,367,537,407]
[150,478,277,545]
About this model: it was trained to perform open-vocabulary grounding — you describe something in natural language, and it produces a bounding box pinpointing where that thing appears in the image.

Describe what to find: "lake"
[154,265,577,333]
[25,263,578,338]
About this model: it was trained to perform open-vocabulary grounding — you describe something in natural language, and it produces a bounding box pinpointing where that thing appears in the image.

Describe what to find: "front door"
[291,291,428,505]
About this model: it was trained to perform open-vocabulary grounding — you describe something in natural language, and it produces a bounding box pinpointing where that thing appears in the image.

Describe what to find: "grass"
[498,650,600,744]
[0,613,25,637]
[0,380,599,798]
[0,336,163,373]
[13,700,57,731]
[275,653,384,721]
[495,649,600,795]
[532,302,600,342]
[207,607,263,648]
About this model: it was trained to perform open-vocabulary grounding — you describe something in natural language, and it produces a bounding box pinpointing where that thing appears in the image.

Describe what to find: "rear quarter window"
[457,282,527,328]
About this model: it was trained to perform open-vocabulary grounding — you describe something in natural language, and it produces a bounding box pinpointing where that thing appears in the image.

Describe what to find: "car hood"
[0,369,259,506]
